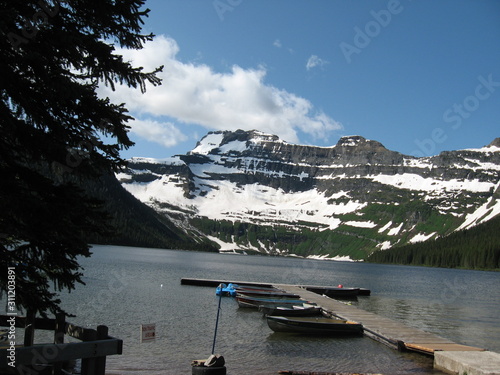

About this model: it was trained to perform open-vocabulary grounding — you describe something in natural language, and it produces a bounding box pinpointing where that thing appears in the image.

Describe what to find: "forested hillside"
[81,172,218,252]
[367,215,500,270]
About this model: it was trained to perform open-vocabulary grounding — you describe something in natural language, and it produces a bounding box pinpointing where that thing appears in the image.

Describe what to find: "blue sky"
[104,0,500,159]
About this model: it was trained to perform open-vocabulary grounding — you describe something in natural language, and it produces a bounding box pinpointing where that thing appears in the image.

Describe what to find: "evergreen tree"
[0,0,162,317]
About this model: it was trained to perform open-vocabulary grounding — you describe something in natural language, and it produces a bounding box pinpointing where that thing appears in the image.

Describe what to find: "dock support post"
[95,325,108,375]
[24,309,36,347]
[397,340,407,352]
[81,329,97,375]
[52,313,66,375]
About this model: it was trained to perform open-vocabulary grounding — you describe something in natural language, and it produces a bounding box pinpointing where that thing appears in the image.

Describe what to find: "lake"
[55,245,499,375]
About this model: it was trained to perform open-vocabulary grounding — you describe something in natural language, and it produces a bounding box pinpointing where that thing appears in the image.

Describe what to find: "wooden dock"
[182,277,500,374]
[276,285,485,356]
[181,278,483,355]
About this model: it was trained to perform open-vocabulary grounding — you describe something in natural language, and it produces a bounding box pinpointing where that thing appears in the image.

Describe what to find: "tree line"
[368,215,500,270]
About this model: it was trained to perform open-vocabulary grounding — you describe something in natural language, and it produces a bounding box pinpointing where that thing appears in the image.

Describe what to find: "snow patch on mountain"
[371,173,494,193]
[206,235,239,252]
[456,181,500,230]
[378,221,393,233]
[124,174,190,211]
[196,182,362,224]
[338,136,368,147]
[305,254,356,262]
[410,232,437,243]
[190,132,225,155]
[387,223,404,236]
[121,175,367,227]
[344,221,377,228]
[403,157,433,168]
[463,145,500,153]
[129,156,185,165]
[378,241,392,250]
[218,140,249,154]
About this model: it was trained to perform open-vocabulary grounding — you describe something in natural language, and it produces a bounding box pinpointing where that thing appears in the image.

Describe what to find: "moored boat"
[324,287,359,298]
[216,283,299,297]
[305,285,360,298]
[266,316,363,335]
[236,295,316,309]
[235,285,282,292]
[236,289,300,298]
[259,304,322,317]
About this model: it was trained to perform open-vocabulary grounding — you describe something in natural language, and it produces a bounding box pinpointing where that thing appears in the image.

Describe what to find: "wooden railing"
[0,314,122,375]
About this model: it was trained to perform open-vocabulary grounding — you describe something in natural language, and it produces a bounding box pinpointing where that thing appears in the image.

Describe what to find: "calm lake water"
[54,245,499,375]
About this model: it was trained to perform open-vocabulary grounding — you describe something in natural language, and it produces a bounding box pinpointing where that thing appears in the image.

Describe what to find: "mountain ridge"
[118,130,500,260]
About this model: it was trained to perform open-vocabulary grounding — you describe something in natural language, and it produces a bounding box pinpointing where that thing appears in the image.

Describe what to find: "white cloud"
[273,39,282,48]
[101,35,341,147]
[306,55,329,71]
[131,119,187,147]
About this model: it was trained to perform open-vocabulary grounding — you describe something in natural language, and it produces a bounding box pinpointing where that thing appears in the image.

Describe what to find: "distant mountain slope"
[117,130,500,261]
[367,215,500,270]
[82,172,217,252]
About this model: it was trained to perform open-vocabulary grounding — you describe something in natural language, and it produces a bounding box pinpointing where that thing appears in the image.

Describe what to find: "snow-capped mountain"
[117,130,500,260]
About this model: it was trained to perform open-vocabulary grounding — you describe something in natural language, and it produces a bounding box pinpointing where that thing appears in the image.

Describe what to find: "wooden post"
[54,314,65,344]
[24,309,36,347]
[81,329,97,375]
[52,314,65,375]
[95,325,108,375]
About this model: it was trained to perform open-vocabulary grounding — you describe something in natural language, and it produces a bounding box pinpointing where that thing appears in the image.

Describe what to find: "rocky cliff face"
[117,130,500,260]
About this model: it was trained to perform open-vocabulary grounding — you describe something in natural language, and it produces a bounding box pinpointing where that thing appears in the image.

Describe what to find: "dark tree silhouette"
[0,0,162,317]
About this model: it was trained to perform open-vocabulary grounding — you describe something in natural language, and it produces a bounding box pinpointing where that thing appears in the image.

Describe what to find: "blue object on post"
[215,283,238,297]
